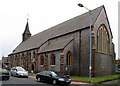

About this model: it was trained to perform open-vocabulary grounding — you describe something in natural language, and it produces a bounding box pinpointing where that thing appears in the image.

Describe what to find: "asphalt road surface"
[103,80,120,85]
[2,76,119,86]
[0,76,90,86]
[1,76,52,86]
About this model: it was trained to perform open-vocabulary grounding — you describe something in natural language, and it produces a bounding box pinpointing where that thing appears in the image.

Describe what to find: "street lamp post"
[78,3,92,85]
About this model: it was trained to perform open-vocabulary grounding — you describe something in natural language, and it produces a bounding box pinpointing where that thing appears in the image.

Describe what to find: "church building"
[8,5,116,76]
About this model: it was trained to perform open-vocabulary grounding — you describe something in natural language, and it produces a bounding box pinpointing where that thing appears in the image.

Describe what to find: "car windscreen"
[0,69,8,74]
[17,68,25,71]
[51,72,58,77]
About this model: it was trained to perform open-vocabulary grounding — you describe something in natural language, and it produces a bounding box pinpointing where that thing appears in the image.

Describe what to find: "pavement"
[29,75,120,85]
[71,81,88,84]
[28,75,89,85]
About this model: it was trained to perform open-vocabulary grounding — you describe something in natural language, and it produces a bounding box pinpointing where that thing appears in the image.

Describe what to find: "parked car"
[0,68,10,80]
[36,71,71,85]
[116,69,120,74]
[10,66,28,78]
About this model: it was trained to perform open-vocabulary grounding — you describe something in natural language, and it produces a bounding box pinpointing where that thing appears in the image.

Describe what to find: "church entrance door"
[31,64,34,73]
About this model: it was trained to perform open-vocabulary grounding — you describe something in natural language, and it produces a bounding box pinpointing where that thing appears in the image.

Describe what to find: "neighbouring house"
[8,5,116,76]
[0,60,2,68]
[2,56,9,69]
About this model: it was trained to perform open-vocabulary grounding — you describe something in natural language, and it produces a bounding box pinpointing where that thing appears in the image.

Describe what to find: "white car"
[10,66,28,78]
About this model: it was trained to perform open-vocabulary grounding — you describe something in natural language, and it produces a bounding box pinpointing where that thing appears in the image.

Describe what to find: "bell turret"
[22,20,31,42]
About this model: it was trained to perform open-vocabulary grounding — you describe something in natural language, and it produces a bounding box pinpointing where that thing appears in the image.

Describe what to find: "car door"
[14,68,18,76]
[12,68,16,76]
[45,71,53,81]
[41,71,49,81]
[13,68,17,76]
[40,71,46,81]
[11,68,15,75]
[44,71,49,81]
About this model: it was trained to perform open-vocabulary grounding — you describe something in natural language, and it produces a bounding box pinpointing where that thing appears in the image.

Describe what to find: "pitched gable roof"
[38,38,73,54]
[9,5,104,55]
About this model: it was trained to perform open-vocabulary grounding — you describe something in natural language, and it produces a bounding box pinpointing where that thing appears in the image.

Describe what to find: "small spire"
[27,18,29,22]
[22,15,31,42]
[27,14,29,22]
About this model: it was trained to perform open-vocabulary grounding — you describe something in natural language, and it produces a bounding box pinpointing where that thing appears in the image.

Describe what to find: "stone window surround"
[40,54,44,66]
[97,24,110,54]
[66,50,72,66]
[50,53,56,66]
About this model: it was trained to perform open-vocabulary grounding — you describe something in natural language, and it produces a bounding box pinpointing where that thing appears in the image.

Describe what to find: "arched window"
[50,53,56,65]
[15,55,17,66]
[33,51,35,59]
[40,55,44,65]
[21,54,24,66]
[66,51,72,65]
[17,54,20,66]
[29,52,31,64]
[97,25,110,54]
[10,56,12,68]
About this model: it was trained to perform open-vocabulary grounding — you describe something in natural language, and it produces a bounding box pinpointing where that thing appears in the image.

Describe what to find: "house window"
[66,51,72,65]
[97,25,110,54]
[50,53,56,65]
[40,55,44,65]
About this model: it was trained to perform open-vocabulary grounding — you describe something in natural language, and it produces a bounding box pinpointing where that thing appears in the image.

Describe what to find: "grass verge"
[29,73,36,76]
[28,73,120,84]
[70,74,120,84]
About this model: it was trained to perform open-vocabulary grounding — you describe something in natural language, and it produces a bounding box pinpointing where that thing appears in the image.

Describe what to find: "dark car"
[36,71,71,85]
[0,68,10,80]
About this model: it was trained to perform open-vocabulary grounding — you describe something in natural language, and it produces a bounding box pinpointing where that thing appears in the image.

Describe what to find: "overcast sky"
[0,0,119,60]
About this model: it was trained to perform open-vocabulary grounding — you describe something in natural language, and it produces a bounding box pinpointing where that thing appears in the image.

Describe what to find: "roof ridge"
[31,5,104,37]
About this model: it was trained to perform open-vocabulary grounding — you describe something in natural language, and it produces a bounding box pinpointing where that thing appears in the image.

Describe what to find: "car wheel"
[37,77,41,82]
[7,77,9,80]
[53,80,57,85]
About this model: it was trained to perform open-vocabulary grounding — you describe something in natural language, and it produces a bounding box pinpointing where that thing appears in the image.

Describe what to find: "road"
[91,80,120,86]
[1,76,87,86]
[3,76,119,86]
[103,80,120,85]
[1,76,52,86]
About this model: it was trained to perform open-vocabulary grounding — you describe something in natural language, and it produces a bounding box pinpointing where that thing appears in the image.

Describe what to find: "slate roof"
[10,5,104,55]
[38,38,73,54]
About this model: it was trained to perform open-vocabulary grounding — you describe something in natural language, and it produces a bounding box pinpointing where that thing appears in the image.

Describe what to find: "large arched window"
[97,25,110,54]
[66,51,72,65]
[50,53,56,65]
[21,54,24,66]
[10,56,13,68]
[29,52,31,65]
[33,51,35,59]
[17,54,20,66]
[40,55,44,65]
[15,55,17,66]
